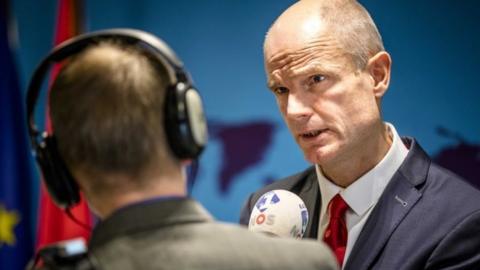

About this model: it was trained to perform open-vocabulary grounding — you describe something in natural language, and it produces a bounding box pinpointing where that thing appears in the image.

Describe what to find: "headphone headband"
[27,29,184,140]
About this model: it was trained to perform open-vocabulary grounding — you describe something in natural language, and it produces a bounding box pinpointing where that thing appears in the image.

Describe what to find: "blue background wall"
[11,0,480,224]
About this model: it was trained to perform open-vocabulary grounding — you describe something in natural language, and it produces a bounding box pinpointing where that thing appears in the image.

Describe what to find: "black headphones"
[26,28,208,209]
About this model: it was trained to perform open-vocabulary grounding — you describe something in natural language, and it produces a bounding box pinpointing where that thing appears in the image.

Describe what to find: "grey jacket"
[89,198,337,270]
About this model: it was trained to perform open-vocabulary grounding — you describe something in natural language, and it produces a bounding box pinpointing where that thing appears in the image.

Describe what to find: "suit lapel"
[297,170,320,239]
[344,138,430,270]
[344,172,422,270]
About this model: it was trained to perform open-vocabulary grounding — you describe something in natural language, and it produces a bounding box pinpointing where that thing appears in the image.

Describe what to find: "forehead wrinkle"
[266,37,339,63]
[267,58,342,89]
[266,39,344,86]
[290,60,343,77]
[268,70,285,89]
[266,38,343,72]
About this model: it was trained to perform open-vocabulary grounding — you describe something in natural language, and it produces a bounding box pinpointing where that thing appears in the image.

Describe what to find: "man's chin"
[303,146,337,165]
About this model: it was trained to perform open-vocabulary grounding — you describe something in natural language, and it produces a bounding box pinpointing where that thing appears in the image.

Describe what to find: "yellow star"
[0,204,20,246]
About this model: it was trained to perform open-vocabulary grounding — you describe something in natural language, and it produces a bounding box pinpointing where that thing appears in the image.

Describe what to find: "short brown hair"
[50,41,173,191]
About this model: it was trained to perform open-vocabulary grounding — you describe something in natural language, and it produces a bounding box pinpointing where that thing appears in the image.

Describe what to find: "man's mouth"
[300,129,327,139]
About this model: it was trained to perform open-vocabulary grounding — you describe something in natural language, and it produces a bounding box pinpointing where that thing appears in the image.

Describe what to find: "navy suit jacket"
[240,138,480,269]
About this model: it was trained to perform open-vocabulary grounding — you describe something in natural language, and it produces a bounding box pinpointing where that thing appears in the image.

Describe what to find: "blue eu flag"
[0,1,34,269]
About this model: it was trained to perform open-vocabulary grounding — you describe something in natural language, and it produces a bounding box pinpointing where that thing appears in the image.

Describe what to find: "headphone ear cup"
[184,87,208,151]
[36,135,80,208]
[165,83,208,159]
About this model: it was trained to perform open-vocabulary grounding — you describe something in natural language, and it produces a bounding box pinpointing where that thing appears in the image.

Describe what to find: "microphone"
[248,189,308,238]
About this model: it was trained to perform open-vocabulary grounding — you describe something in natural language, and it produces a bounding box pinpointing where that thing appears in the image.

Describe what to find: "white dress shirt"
[316,123,409,267]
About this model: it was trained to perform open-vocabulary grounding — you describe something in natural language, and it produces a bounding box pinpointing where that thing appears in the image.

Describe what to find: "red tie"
[323,194,349,267]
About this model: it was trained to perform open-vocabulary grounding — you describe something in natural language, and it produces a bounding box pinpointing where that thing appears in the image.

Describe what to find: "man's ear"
[367,51,391,98]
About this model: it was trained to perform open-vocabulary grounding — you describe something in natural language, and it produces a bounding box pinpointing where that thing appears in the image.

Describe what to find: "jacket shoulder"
[205,222,338,270]
[425,162,480,212]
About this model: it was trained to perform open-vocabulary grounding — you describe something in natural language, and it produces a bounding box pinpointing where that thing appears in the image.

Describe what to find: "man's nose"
[286,93,312,120]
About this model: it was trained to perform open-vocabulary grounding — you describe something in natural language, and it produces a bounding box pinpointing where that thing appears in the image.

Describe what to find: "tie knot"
[329,194,348,219]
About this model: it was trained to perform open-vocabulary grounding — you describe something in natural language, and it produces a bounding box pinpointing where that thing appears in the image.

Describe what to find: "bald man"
[240,1,480,269]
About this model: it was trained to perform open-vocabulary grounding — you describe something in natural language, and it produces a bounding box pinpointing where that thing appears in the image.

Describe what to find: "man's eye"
[274,87,289,95]
[311,74,326,84]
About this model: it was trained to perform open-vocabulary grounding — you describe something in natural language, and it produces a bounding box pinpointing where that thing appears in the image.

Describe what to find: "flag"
[0,0,34,269]
[36,0,92,249]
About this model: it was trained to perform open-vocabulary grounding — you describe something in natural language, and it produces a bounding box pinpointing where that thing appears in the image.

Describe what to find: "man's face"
[264,27,382,166]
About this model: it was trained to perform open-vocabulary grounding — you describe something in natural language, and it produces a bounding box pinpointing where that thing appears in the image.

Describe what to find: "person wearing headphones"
[27,29,337,270]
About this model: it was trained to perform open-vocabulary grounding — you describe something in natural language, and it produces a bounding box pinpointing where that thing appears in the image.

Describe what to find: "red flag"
[36,0,92,250]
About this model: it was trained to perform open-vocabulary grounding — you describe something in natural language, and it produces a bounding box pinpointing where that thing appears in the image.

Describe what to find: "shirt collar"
[317,123,409,217]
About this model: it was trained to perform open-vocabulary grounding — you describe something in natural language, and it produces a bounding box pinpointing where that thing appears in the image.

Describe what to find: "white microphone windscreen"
[248,189,308,238]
